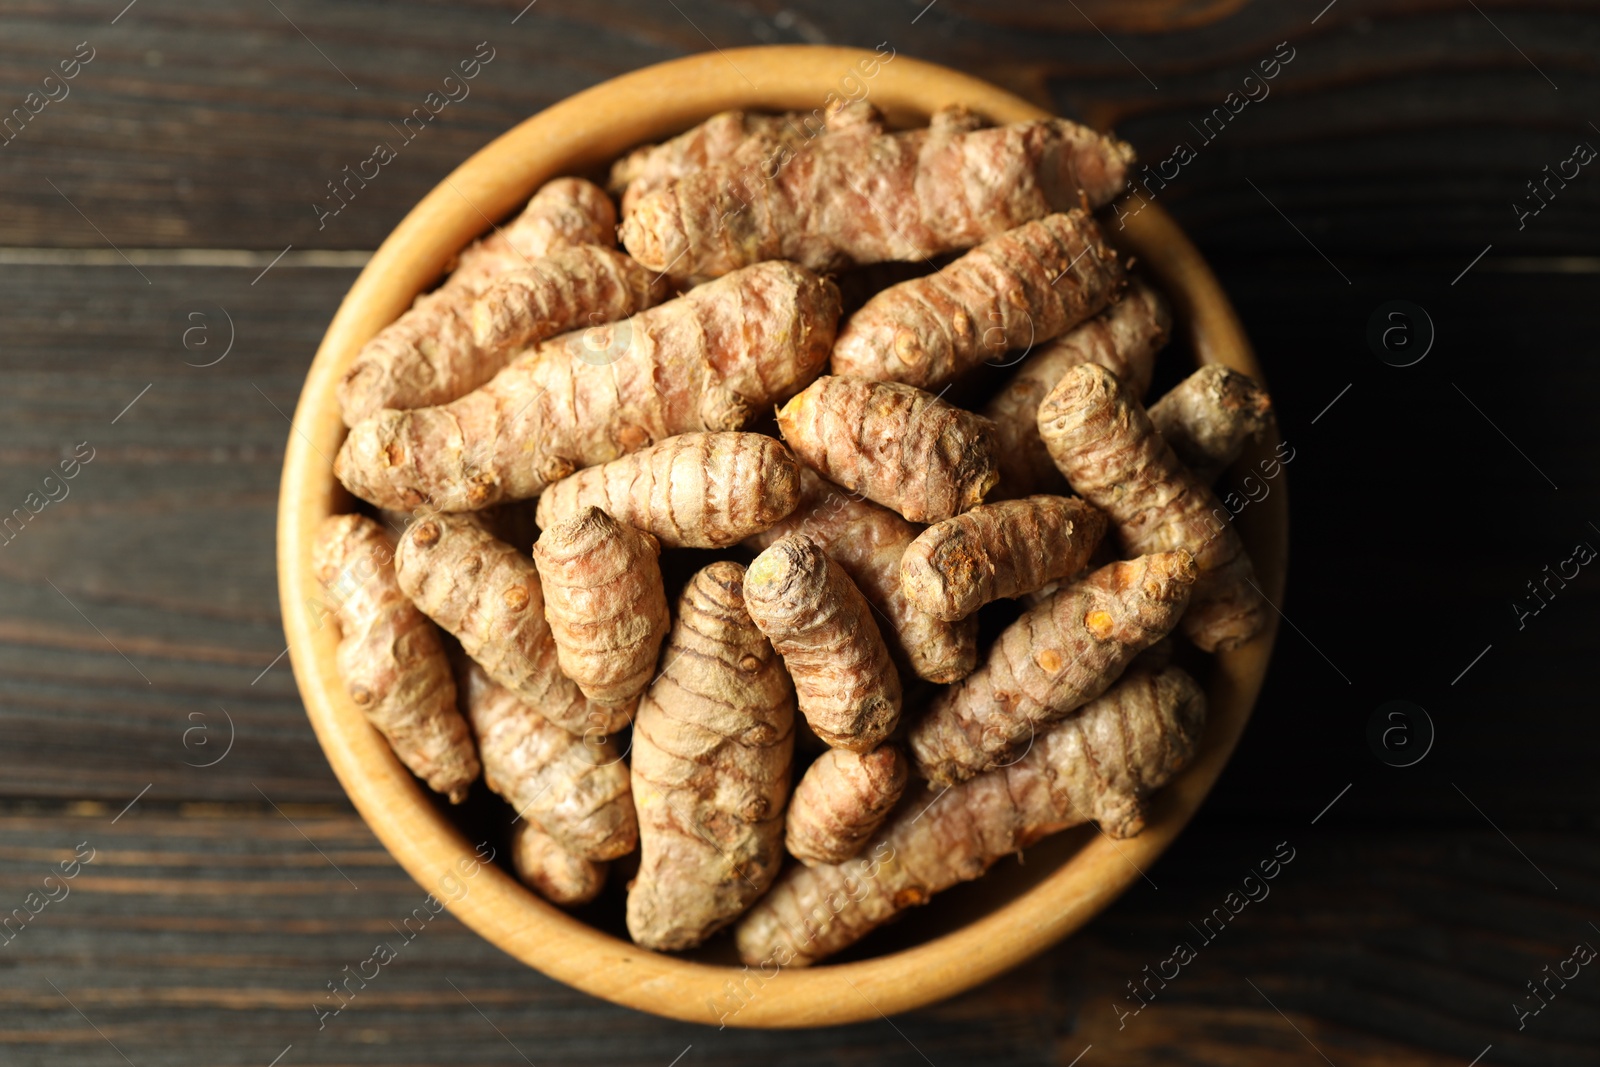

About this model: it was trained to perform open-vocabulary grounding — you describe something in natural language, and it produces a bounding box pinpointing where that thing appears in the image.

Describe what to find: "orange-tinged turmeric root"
[1038,362,1268,652]
[908,552,1196,787]
[900,495,1108,621]
[534,432,801,549]
[830,209,1125,389]
[532,507,669,709]
[312,514,479,803]
[609,103,883,215]
[785,744,907,866]
[335,261,841,512]
[621,115,1135,280]
[776,375,1000,524]
[394,513,632,736]
[1147,363,1274,485]
[736,664,1207,967]
[512,821,607,907]
[448,177,618,294]
[747,468,978,684]
[611,110,799,212]
[467,245,667,356]
[337,178,618,424]
[746,534,902,752]
[982,279,1170,500]
[461,660,636,862]
[627,562,795,950]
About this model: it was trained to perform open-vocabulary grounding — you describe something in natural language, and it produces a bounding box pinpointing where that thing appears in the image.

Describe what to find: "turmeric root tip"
[1147,363,1275,485]
[532,507,670,709]
[745,467,978,684]
[981,279,1171,500]
[512,821,607,907]
[337,177,619,424]
[777,375,1000,523]
[745,534,902,752]
[786,744,908,866]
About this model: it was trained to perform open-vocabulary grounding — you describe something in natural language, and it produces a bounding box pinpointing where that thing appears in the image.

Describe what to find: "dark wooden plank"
[1072,821,1600,1067]
[2,811,1594,1065]
[0,810,1061,1066]
[0,1,1594,257]
[0,262,359,804]
[1172,261,1600,827]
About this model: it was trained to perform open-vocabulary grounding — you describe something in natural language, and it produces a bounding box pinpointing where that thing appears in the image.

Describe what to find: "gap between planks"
[0,248,372,268]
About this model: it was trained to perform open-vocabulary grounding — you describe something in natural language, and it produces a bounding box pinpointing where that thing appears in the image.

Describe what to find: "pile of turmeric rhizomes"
[316,100,1274,961]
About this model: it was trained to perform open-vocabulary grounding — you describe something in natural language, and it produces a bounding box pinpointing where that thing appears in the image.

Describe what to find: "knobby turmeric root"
[746,535,902,752]
[462,660,637,862]
[611,111,800,212]
[621,113,1135,280]
[534,432,802,549]
[335,261,841,512]
[831,209,1125,389]
[909,552,1196,786]
[512,820,607,907]
[746,468,978,684]
[449,177,619,294]
[609,102,883,215]
[1038,362,1268,652]
[312,515,479,803]
[395,513,632,735]
[467,245,668,355]
[929,102,989,134]
[900,495,1109,621]
[785,744,908,866]
[532,507,670,709]
[627,562,795,950]
[337,178,619,424]
[982,279,1170,500]
[736,664,1207,967]
[1147,363,1274,485]
[776,375,1000,523]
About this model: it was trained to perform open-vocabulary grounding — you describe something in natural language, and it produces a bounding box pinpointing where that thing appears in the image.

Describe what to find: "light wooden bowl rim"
[277,44,1286,1028]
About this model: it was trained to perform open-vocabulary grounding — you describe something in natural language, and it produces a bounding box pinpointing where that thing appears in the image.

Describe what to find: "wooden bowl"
[277,45,1285,1027]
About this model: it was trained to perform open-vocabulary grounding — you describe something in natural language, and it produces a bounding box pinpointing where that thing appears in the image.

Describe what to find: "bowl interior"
[278,45,1285,1028]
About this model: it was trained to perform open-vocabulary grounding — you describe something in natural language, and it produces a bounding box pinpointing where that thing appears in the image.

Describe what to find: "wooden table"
[2,2,1596,1063]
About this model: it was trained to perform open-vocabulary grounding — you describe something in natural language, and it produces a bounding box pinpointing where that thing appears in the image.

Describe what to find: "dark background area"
[2,1,1597,1064]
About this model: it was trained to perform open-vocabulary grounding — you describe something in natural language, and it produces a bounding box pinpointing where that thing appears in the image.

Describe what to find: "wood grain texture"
[1,2,1594,256]
[0,262,357,805]
[2,813,1594,1065]
[0,0,1596,1061]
